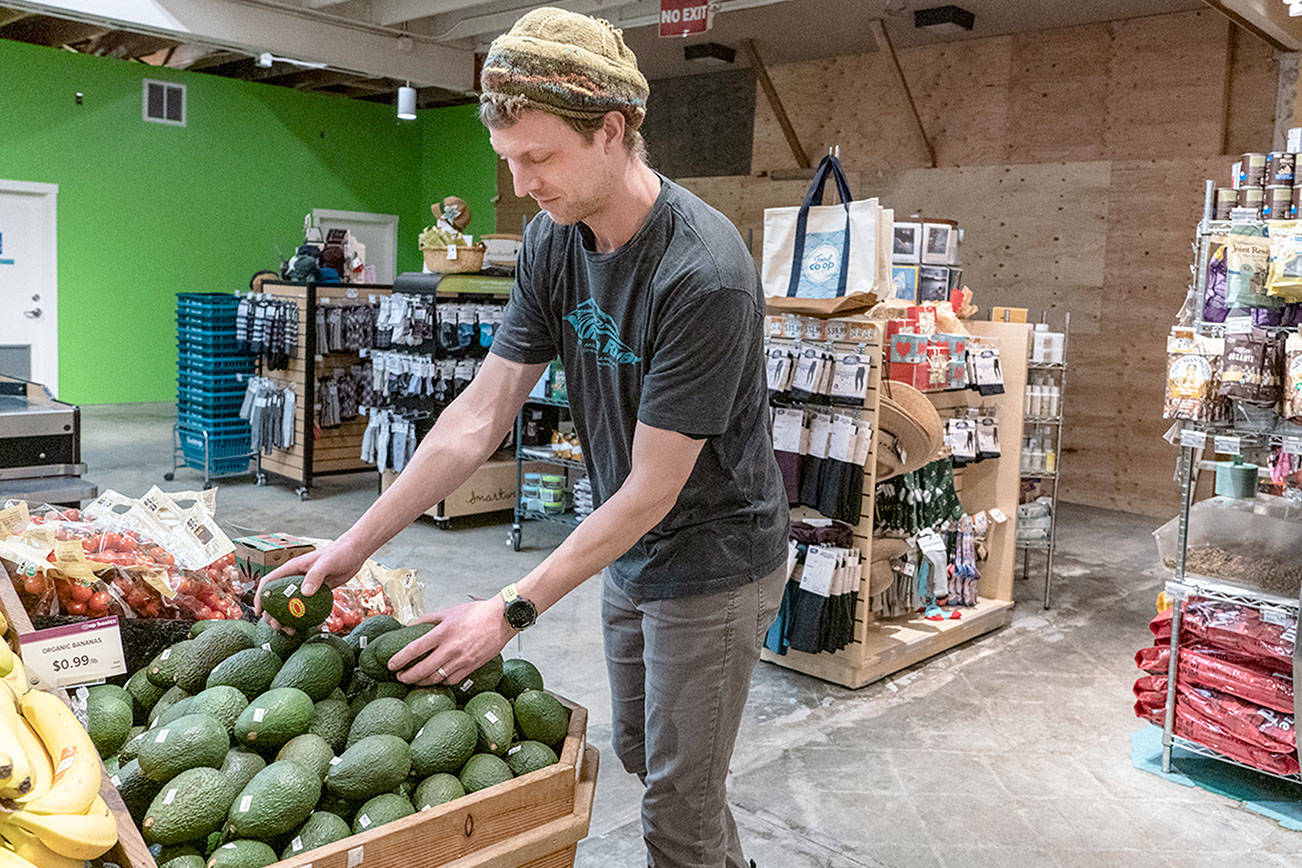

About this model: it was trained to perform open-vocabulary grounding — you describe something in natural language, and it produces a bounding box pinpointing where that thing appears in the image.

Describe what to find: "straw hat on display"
[875,380,944,481]
[867,537,911,595]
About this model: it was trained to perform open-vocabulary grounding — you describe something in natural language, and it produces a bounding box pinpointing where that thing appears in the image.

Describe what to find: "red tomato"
[88,591,110,614]
[126,590,149,610]
[143,601,161,618]
[70,583,94,603]
[154,551,176,567]
[80,535,103,553]
[22,574,46,595]
[117,535,137,552]
[66,600,87,616]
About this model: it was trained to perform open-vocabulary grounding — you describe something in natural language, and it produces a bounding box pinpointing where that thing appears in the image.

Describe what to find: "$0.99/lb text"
[18,616,126,688]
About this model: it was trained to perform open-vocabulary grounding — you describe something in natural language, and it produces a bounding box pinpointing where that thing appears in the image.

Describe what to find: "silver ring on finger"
[437,667,448,680]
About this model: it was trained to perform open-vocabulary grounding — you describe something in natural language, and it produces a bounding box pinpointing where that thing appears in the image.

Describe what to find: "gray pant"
[601,564,786,868]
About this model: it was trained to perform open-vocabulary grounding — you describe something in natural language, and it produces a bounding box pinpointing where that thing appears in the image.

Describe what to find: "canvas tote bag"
[762,154,886,315]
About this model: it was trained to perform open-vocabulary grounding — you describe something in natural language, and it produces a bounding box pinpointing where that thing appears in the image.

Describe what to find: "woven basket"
[422,243,486,274]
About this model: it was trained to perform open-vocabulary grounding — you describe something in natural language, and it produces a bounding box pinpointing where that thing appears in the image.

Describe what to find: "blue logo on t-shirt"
[564,299,642,368]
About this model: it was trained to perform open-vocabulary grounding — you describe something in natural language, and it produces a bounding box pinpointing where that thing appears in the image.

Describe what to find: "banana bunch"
[0,645,117,867]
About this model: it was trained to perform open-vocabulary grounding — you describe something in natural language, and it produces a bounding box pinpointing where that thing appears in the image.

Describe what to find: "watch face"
[506,598,536,629]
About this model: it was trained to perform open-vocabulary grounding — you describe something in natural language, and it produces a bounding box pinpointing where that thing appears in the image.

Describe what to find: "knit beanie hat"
[480,7,649,128]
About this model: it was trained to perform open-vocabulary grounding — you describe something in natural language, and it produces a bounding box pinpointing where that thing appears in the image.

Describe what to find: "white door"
[0,181,58,392]
[312,209,400,284]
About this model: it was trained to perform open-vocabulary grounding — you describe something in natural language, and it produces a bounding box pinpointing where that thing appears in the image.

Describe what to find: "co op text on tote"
[761,154,892,316]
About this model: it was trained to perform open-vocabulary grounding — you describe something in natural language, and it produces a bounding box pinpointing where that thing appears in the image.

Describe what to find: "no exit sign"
[659,0,712,37]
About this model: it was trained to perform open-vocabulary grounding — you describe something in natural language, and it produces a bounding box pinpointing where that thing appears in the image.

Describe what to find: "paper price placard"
[18,616,126,689]
[1179,429,1207,449]
[1213,435,1241,456]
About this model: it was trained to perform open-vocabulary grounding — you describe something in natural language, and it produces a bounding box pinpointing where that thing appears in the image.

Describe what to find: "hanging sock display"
[237,296,300,370]
[239,377,297,454]
[764,521,862,656]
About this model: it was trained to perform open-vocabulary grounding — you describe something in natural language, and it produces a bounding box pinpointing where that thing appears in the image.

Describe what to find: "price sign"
[1213,435,1242,456]
[988,507,1008,524]
[1179,429,1206,449]
[1283,435,1302,456]
[18,617,126,689]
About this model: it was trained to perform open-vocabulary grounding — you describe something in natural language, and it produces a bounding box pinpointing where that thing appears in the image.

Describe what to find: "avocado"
[87,692,133,758]
[412,773,465,810]
[234,687,314,751]
[227,759,322,838]
[513,690,570,748]
[127,668,168,724]
[147,641,193,688]
[498,658,544,700]
[185,686,249,737]
[89,682,133,710]
[458,754,512,793]
[463,692,514,757]
[304,632,356,678]
[252,619,305,660]
[352,792,413,833]
[137,713,230,782]
[157,844,205,868]
[206,648,282,700]
[314,789,358,824]
[346,697,413,748]
[275,733,334,780]
[271,643,344,702]
[409,710,477,777]
[357,624,434,681]
[504,740,558,777]
[220,747,267,794]
[405,687,456,726]
[344,614,402,657]
[141,766,238,845]
[282,811,351,860]
[207,840,277,868]
[326,686,347,702]
[307,699,353,755]
[110,758,163,824]
[453,654,503,703]
[325,734,410,802]
[154,696,199,728]
[149,685,191,726]
[119,726,147,764]
[259,575,334,632]
[176,624,255,693]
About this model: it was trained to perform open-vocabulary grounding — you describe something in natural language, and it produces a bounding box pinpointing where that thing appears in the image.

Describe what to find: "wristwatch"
[500,583,537,631]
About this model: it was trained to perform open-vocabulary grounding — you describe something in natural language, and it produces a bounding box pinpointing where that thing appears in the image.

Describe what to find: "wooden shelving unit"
[760,319,1029,689]
[254,280,393,500]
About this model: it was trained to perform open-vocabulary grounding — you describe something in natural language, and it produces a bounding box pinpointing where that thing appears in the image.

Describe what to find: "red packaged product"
[1146,599,1294,667]
[1135,698,1300,777]
[1135,644,1294,715]
[1133,675,1295,754]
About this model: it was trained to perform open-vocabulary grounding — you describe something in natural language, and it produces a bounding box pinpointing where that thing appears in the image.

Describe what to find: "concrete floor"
[79,402,1302,867]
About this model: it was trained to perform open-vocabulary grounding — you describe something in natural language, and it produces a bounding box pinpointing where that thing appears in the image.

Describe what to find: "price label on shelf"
[17,616,126,689]
[1179,429,1206,449]
[1213,435,1241,456]
[1283,436,1302,456]
[988,508,1008,524]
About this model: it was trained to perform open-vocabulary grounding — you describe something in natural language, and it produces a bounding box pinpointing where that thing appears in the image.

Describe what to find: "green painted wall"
[418,103,498,241]
[0,39,496,404]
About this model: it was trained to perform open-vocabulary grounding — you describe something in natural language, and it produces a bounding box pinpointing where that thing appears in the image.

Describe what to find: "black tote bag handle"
[786,154,855,299]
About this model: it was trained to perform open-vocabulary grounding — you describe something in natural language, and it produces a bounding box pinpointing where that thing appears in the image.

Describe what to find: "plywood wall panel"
[1006,24,1110,163]
[1225,29,1281,154]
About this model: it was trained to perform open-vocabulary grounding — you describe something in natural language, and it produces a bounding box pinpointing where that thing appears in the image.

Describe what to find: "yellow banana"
[3,798,116,861]
[13,691,96,815]
[0,845,39,868]
[0,822,82,868]
[0,643,15,679]
[0,610,10,636]
[2,663,29,698]
[11,719,49,806]
[0,687,31,800]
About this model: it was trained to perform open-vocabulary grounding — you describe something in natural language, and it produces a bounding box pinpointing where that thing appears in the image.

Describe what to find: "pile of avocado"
[91,613,570,868]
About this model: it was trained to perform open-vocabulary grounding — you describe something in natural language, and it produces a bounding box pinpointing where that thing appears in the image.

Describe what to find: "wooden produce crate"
[1,558,599,868]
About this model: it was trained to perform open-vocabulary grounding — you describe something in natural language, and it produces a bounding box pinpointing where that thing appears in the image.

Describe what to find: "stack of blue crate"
[175,293,255,479]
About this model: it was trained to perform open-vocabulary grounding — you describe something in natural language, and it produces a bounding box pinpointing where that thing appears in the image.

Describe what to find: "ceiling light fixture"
[684,42,736,66]
[914,5,974,32]
[397,83,417,120]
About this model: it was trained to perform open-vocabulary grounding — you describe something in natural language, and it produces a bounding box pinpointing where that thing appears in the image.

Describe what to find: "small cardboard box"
[991,306,1028,323]
[233,533,317,583]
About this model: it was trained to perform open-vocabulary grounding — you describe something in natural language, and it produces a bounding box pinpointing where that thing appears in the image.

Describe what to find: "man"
[259,8,788,866]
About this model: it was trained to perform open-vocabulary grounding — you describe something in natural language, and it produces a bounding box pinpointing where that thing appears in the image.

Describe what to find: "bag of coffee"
[1220,326,1286,405]
[1165,330,1226,422]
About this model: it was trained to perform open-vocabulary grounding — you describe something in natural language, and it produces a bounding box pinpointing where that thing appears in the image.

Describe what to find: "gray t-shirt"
[490,176,789,602]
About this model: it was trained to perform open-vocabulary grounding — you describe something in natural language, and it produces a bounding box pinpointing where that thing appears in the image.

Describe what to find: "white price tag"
[17,617,126,689]
[1180,429,1206,449]
[1284,435,1302,456]
[447,244,458,261]
[988,508,1008,524]
[1214,435,1241,456]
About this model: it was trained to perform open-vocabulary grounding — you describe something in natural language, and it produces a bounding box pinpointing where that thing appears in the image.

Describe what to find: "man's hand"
[253,538,368,634]
[388,597,516,687]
